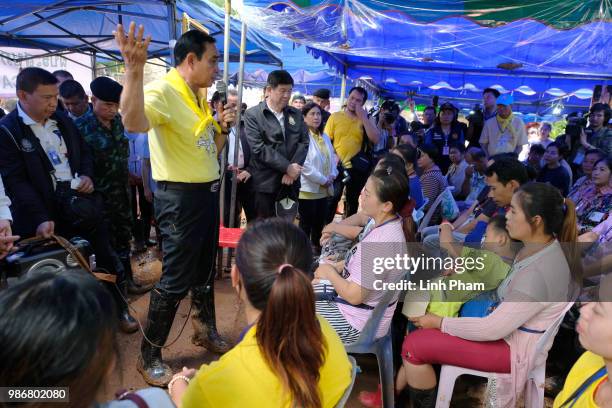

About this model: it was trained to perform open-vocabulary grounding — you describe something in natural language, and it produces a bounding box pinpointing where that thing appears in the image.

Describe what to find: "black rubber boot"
[407,386,436,408]
[105,281,139,334]
[137,289,180,387]
[191,284,231,354]
[120,251,154,295]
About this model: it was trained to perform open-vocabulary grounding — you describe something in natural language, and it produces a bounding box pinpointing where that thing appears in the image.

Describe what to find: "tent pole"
[167,0,178,67]
[219,0,232,235]
[91,51,96,81]
[225,19,247,272]
[340,67,347,108]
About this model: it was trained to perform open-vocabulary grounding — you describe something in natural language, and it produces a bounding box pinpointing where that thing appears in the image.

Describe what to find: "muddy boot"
[137,289,180,387]
[191,284,230,354]
[407,386,436,408]
[120,251,154,295]
[107,281,139,333]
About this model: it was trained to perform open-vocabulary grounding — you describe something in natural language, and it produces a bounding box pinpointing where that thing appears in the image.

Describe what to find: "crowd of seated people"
[0,50,611,408]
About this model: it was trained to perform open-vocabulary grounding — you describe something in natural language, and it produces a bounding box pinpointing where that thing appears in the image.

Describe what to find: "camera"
[565,116,588,143]
[1,237,93,288]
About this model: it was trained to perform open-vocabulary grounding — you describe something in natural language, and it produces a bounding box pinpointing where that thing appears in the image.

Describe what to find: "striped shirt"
[420,165,448,224]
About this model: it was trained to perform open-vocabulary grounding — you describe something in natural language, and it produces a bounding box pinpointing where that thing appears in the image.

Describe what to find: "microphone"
[216,80,227,106]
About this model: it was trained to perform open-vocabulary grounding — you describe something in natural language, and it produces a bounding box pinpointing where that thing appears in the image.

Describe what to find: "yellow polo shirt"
[324,111,364,168]
[181,315,352,408]
[144,69,220,183]
[553,351,608,408]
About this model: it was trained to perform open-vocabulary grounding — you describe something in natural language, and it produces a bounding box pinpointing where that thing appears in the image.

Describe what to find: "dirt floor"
[103,247,553,407]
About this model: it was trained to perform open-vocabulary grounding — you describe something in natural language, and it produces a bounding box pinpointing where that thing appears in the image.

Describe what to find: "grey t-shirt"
[96,388,175,408]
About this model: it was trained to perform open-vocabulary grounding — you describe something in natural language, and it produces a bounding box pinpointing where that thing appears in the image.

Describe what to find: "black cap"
[313,88,330,99]
[90,76,123,103]
[439,101,456,111]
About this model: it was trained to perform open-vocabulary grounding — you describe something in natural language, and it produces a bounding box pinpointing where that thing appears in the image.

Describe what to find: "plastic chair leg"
[435,366,462,408]
[375,335,395,408]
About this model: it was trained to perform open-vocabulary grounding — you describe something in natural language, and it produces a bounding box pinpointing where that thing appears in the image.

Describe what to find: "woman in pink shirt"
[398,182,580,408]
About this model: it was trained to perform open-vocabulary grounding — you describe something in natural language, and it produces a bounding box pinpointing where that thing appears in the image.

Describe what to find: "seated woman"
[0,271,174,407]
[568,148,605,203]
[575,158,612,235]
[398,182,579,408]
[418,143,449,226]
[172,219,352,408]
[553,274,612,407]
[313,167,414,344]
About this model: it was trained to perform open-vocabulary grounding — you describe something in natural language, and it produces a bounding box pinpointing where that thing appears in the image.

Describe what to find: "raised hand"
[114,22,152,71]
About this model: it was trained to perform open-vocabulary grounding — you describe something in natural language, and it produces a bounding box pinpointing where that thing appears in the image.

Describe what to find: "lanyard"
[559,366,607,408]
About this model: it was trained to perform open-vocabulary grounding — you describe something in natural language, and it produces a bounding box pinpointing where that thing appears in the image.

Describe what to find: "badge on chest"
[196,124,217,156]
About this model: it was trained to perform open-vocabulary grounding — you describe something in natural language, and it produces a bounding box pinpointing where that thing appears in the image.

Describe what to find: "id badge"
[573,151,585,165]
[48,150,62,165]
[589,211,605,223]
[442,146,450,156]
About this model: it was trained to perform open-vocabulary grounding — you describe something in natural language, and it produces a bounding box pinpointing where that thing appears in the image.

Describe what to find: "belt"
[157,180,220,192]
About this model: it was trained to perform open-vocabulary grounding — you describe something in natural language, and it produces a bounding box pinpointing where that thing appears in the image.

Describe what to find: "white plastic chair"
[334,355,358,408]
[435,302,574,408]
[417,186,454,233]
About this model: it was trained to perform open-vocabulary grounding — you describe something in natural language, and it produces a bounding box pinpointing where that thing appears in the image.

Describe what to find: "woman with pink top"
[397,182,580,407]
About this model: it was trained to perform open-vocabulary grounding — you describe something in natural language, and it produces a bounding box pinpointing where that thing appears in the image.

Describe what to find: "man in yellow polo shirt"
[115,23,236,386]
[324,86,379,221]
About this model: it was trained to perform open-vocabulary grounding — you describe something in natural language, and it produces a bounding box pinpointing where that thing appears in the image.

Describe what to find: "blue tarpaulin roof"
[0,0,281,65]
[237,0,611,109]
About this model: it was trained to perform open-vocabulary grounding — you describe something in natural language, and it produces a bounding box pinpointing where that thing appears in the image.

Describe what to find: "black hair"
[375,153,409,180]
[590,102,611,123]
[17,67,58,93]
[483,87,501,98]
[52,69,73,80]
[448,141,466,153]
[211,91,221,104]
[529,144,546,156]
[59,79,86,99]
[0,272,117,405]
[419,143,441,166]
[392,144,418,167]
[292,95,306,103]
[489,152,518,162]
[235,219,324,408]
[485,158,529,185]
[593,157,611,172]
[488,214,511,236]
[546,141,568,159]
[585,148,606,161]
[467,147,487,161]
[267,70,294,89]
[174,29,217,66]
[424,105,436,113]
[369,168,415,242]
[347,86,368,103]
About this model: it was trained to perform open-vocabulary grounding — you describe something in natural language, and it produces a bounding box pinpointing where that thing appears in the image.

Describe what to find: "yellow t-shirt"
[144,69,220,183]
[553,351,608,408]
[181,315,352,408]
[324,111,364,168]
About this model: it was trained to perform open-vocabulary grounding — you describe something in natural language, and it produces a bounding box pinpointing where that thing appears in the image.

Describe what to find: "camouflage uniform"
[75,111,132,253]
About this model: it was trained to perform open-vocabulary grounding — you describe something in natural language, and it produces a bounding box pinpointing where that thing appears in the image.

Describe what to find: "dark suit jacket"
[243,101,309,194]
[0,108,94,236]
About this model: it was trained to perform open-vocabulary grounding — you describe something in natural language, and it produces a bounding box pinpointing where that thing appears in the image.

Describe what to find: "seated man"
[0,67,137,332]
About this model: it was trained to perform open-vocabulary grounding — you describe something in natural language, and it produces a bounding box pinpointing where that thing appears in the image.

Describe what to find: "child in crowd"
[403,214,517,319]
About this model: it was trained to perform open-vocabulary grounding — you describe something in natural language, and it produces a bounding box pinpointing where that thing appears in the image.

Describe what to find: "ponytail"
[399,198,417,243]
[236,220,326,408]
[559,198,583,284]
[257,265,325,408]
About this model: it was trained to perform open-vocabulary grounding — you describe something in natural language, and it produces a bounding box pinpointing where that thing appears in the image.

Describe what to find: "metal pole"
[340,67,347,108]
[219,0,231,231]
[228,20,247,230]
[167,0,178,67]
[91,51,97,81]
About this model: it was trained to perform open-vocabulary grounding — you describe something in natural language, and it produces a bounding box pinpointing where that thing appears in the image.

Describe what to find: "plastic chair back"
[417,187,453,233]
[334,355,358,408]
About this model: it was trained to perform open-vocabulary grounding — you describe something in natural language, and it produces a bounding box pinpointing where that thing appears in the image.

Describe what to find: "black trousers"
[223,173,255,227]
[298,197,328,249]
[326,167,368,224]
[154,181,220,297]
[254,191,277,219]
[131,183,153,243]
